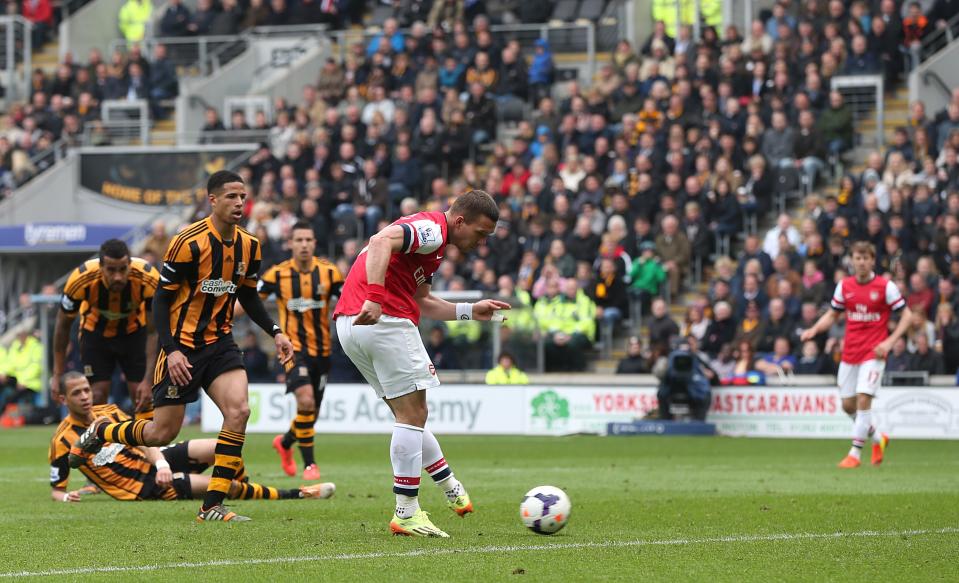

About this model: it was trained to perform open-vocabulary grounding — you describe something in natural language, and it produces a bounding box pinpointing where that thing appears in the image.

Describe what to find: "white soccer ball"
[519,485,571,535]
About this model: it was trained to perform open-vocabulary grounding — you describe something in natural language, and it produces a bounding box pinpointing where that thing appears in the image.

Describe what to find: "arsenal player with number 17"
[801,241,912,468]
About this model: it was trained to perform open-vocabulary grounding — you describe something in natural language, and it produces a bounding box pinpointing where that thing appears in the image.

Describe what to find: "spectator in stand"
[759,297,795,353]
[794,109,827,187]
[762,111,796,169]
[187,0,216,35]
[211,0,242,34]
[240,330,273,382]
[908,271,936,317]
[593,257,628,331]
[628,241,666,316]
[845,33,880,74]
[794,340,833,375]
[465,81,496,153]
[534,278,595,372]
[682,304,711,343]
[22,0,53,49]
[0,328,42,412]
[763,213,801,260]
[148,44,178,118]
[934,303,959,374]
[123,62,149,102]
[755,336,796,376]
[615,336,650,374]
[729,340,759,383]
[886,337,912,373]
[641,21,675,56]
[485,351,528,384]
[427,326,462,371]
[734,301,764,349]
[909,333,944,374]
[200,107,226,143]
[141,219,171,260]
[118,0,153,43]
[242,0,271,28]
[907,308,937,352]
[647,297,679,352]
[528,39,554,104]
[160,0,191,36]
[816,91,853,156]
[655,214,690,298]
[902,2,929,49]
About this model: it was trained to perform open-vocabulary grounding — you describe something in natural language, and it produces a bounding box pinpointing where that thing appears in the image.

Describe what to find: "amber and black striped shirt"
[258,257,343,357]
[48,404,174,501]
[158,217,262,350]
[60,258,158,338]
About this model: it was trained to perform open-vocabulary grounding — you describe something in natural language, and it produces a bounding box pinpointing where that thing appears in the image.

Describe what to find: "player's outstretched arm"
[52,488,81,503]
[236,286,294,365]
[415,283,512,321]
[800,309,837,342]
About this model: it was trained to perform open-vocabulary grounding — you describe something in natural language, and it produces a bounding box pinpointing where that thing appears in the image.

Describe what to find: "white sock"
[422,429,463,501]
[848,412,885,444]
[391,423,423,519]
[848,410,871,460]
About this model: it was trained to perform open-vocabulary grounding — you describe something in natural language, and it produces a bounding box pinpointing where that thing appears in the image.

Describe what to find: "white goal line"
[3,526,957,578]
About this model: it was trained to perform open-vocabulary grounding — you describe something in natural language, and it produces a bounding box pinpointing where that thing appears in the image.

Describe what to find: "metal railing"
[0,16,31,103]
[150,128,271,145]
[328,21,598,82]
[108,24,329,78]
[831,74,885,149]
[919,11,959,64]
[224,95,273,127]
[109,35,250,77]
[96,99,151,144]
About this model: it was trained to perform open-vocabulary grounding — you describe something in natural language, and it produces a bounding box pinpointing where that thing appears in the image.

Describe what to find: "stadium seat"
[774,166,802,215]
[368,4,394,27]
[576,0,606,22]
[550,0,580,22]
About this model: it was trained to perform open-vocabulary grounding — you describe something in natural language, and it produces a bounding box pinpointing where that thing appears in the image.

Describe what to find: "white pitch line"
[2,527,957,579]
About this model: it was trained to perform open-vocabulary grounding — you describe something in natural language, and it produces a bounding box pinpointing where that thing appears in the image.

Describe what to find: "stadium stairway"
[31,39,60,75]
[149,118,177,145]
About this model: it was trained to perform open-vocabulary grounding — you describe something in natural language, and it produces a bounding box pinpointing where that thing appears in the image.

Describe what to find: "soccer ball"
[519,485,571,535]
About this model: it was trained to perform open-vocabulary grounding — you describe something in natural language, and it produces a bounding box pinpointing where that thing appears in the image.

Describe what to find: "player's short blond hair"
[851,241,876,258]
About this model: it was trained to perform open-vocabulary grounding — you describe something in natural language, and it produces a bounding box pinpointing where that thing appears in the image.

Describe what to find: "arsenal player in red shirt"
[802,242,912,468]
[335,190,510,537]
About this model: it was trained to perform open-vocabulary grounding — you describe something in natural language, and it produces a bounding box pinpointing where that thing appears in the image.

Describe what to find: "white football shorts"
[837,359,885,399]
[335,314,440,399]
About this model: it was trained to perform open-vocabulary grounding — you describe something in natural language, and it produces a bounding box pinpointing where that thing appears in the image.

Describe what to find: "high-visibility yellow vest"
[651,0,723,37]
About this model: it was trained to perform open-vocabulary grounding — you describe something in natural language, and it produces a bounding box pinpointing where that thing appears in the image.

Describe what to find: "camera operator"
[656,335,718,421]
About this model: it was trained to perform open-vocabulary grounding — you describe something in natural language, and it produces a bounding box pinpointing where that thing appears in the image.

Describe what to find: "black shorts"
[160,440,208,500]
[152,336,244,408]
[80,328,147,383]
[285,352,330,395]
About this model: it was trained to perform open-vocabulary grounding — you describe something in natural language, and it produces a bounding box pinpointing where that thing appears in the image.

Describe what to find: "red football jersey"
[830,274,905,364]
[334,211,448,325]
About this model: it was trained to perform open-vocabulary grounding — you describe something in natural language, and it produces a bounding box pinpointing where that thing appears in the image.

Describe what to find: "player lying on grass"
[51,372,334,503]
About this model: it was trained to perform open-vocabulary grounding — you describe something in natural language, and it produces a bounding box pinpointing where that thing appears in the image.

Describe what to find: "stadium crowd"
[3,0,959,385]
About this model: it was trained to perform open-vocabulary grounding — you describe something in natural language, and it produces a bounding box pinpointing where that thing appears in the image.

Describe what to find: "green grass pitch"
[1,427,958,581]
